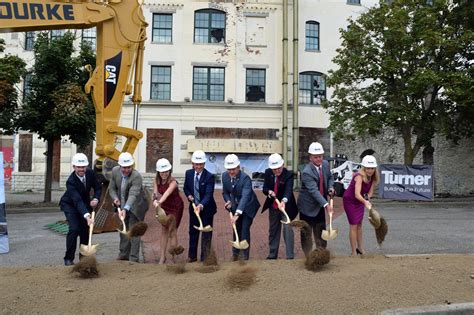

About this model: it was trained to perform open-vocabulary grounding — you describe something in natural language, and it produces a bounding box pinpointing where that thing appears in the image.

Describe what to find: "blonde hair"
[358,167,379,185]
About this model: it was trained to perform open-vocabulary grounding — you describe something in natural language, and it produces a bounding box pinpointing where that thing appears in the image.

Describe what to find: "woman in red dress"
[153,158,184,264]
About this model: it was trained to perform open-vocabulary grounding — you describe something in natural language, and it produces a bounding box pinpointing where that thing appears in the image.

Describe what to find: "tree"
[0,39,26,134]
[323,0,474,164]
[15,32,96,202]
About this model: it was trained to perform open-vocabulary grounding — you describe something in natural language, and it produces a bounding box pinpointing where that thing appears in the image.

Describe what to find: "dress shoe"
[266,256,277,260]
[79,253,84,261]
[231,254,239,262]
[187,257,197,263]
[64,259,74,266]
[116,256,128,261]
[130,258,139,263]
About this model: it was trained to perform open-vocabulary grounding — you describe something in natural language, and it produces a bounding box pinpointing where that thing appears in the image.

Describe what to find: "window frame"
[81,28,96,50]
[22,73,32,101]
[25,32,35,51]
[152,13,173,44]
[192,66,225,101]
[305,21,320,51]
[347,0,361,5]
[194,9,226,44]
[299,71,327,105]
[50,29,65,40]
[245,68,266,103]
[150,65,172,100]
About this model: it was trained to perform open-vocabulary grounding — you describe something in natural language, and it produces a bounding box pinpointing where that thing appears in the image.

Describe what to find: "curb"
[6,207,60,214]
[381,302,474,314]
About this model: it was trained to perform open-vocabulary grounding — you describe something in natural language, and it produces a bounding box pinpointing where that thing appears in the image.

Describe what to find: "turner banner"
[0,152,9,253]
[378,164,434,201]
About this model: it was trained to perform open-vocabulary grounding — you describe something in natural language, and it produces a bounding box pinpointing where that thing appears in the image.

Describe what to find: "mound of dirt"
[1,255,473,314]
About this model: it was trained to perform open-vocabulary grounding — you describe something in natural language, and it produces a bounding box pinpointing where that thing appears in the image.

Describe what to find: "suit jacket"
[261,168,298,220]
[298,160,334,217]
[60,168,101,217]
[183,168,217,216]
[108,166,148,220]
[222,170,260,218]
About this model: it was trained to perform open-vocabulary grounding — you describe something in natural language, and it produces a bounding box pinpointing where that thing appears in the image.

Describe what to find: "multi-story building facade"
[1,0,370,190]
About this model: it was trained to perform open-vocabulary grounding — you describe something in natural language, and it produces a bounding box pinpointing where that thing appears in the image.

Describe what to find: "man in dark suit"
[262,153,298,259]
[222,154,260,260]
[298,142,335,255]
[183,150,217,262]
[109,152,148,263]
[60,153,101,266]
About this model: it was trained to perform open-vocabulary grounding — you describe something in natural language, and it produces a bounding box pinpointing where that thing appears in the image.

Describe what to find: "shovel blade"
[327,229,338,240]
[79,244,98,256]
[230,240,241,249]
[280,219,290,225]
[239,240,249,250]
[321,230,330,241]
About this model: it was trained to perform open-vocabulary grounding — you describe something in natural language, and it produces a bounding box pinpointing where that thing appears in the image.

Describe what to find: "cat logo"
[105,65,117,85]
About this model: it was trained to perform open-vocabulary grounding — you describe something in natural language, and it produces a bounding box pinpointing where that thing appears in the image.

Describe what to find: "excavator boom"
[0,0,147,165]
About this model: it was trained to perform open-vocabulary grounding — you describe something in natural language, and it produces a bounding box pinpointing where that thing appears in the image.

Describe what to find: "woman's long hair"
[359,167,379,185]
[155,170,174,186]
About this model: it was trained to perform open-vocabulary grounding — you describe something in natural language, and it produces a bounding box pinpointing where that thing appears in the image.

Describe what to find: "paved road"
[0,199,472,267]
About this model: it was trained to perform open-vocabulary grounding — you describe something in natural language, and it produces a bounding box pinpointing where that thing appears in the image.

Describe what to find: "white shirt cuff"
[236,210,243,215]
[83,213,91,219]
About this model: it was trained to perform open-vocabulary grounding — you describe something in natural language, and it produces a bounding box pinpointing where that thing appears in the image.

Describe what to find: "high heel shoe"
[356,248,363,255]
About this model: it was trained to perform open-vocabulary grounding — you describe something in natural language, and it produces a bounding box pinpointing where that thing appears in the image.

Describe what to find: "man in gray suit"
[222,154,260,261]
[109,152,148,262]
[298,142,335,254]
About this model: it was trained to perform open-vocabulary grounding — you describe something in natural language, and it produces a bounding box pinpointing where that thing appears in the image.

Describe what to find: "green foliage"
[0,39,26,133]
[16,31,96,146]
[323,0,474,163]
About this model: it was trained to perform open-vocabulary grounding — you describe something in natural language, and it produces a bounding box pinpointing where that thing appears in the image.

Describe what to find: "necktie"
[273,175,279,208]
[231,177,235,187]
[120,176,127,206]
[81,176,86,189]
[194,173,200,204]
[319,166,324,195]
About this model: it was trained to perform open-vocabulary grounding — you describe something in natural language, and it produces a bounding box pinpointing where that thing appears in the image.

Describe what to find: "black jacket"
[261,167,298,220]
[60,168,101,217]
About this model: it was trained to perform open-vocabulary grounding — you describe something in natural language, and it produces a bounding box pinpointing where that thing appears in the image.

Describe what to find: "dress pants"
[188,210,214,261]
[268,207,294,259]
[64,211,89,261]
[119,211,141,262]
[232,212,253,260]
[300,209,327,256]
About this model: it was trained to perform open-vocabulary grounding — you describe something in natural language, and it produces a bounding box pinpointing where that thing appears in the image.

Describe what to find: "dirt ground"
[1,254,473,314]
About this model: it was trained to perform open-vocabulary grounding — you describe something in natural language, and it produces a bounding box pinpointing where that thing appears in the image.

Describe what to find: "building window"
[305,21,320,51]
[193,67,225,101]
[194,9,226,44]
[347,0,361,4]
[299,71,326,105]
[23,73,32,101]
[152,13,173,43]
[150,66,171,100]
[50,30,65,40]
[246,69,265,102]
[82,28,96,50]
[25,32,35,51]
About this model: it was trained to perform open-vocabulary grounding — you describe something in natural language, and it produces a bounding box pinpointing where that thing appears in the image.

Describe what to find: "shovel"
[192,203,213,232]
[273,198,291,225]
[155,202,169,225]
[367,204,382,229]
[228,212,249,250]
[79,211,99,256]
[116,207,128,235]
[321,198,338,241]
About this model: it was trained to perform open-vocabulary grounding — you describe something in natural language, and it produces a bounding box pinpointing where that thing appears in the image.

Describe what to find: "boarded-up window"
[146,129,173,173]
[18,134,33,172]
[298,127,330,169]
[246,16,266,46]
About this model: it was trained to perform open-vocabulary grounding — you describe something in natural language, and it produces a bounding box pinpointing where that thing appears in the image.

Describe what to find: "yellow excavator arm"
[0,0,147,167]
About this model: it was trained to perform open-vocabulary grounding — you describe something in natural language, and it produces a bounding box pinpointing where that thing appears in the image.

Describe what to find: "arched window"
[305,21,320,51]
[299,71,326,105]
[194,9,226,44]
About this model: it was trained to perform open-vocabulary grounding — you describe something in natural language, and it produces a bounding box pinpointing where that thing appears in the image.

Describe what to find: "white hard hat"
[118,152,134,167]
[268,153,284,169]
[156,158,172,172]
[224,154,240,169]
[72,153,89,167]
[308,142,324,155]
[361,155,377,168]
[191,150,207,163]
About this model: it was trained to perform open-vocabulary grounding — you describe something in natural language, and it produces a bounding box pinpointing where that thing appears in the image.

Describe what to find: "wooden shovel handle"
[88,211,95,248]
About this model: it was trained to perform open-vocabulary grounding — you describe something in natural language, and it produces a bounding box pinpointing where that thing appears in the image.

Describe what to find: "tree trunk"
[401,126,415,165]
[43,139,54,203]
